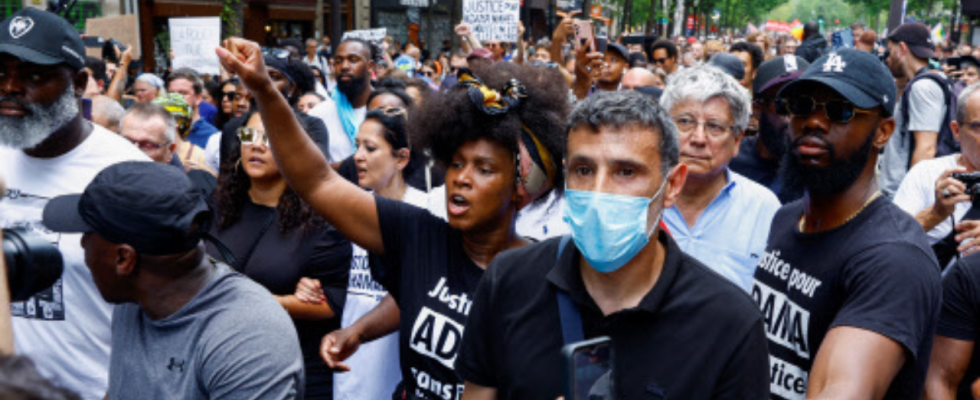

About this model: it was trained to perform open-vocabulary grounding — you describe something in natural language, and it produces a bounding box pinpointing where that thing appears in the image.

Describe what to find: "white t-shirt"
[893,154,968,245]
[0,124,149,400]
[425,185,569,241]
[204,132,222,173]
[308,96,366,162]
[335,186,429,400]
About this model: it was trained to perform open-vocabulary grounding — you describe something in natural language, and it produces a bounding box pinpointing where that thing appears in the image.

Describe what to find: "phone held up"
[563,336,615,400]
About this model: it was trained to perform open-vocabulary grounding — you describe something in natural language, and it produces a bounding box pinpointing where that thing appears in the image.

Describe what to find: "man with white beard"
[0,8,147,400]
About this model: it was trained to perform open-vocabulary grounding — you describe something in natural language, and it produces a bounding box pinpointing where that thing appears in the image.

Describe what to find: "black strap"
[201,232,237,266]
[554,236,585,345]
[232,210,277,272]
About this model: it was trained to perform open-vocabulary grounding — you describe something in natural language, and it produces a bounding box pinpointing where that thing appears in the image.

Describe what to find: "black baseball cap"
[0,8,85,71]
[887,22,936,60]
[707,53,745,81]
[606,43,630,62]
[43,162,211,256]
[779,48,897,117]
[754,55,810,95]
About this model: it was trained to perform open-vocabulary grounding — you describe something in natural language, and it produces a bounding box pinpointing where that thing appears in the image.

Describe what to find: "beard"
[779,128,875,198]
[336,72,369,99]
[758,113,789,158]
[0,84,78,150]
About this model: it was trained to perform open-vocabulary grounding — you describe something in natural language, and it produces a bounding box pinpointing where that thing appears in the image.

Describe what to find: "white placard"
[400,0,431,7]
[169,17,221,76]
[342,28,388,44]
[463,0,520,43]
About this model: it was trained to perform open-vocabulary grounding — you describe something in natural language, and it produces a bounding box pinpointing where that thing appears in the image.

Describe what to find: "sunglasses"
[782,96,875,123]
[237,127,270,147]
[376,106,407,119]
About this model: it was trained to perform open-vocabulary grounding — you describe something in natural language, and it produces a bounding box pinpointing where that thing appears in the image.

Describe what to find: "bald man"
[621,68,658,89]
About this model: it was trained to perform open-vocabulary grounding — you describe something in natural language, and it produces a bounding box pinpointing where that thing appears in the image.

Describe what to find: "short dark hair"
[167,68,204,95]
[339,38,380,62]
[649,39,678,59]
[84,56,107,86]
[369,78,415,108]
[567,90,679,174]
[729,42,764,71]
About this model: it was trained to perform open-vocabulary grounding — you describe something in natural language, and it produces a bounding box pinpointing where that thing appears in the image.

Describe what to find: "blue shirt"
[199,101,217,125]
[186,119,219,150]
[664,170,780,291]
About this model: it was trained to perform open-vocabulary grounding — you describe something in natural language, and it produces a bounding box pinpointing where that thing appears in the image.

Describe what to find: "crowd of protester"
[8,3,980,400]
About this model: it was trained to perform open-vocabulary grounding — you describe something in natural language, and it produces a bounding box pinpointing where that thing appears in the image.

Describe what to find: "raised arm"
[106,45,132,103]
[216,38,385,254]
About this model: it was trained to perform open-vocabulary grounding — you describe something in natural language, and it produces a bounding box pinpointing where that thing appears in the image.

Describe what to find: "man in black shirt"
[730,55,809,203]
[458,90,770,400]
[753,49,942,400]
[924,253,980,399]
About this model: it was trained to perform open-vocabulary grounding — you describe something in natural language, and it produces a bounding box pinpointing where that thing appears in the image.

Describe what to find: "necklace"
[798,191,881,232]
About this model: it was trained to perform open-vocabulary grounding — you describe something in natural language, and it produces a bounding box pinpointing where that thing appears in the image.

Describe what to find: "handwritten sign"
[463,0,520,43]
[341,28,388,44]
[85,15,141,59]
[169,17,221,76]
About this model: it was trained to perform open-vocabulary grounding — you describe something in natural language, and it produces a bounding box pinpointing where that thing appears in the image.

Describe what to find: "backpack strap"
[554,236,584,345]
[901,70,956,166]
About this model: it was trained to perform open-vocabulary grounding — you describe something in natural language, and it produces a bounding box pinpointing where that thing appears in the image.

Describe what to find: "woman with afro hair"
[217,38,570,400]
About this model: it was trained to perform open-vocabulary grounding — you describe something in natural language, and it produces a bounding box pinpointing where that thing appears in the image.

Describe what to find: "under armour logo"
[823,54,846,73]
[9,17,33,39]
[166,357,186,373]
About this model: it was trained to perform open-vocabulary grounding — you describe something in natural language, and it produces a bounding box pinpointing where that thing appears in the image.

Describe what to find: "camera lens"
[2,228,63,302]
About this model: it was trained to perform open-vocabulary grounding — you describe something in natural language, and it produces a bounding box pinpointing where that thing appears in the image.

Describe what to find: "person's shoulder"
[194,120,219,134]
[308,95,337,119]
[910,74,947,95]
[199,268,296,330]
[488,237,564,282]
[906,153,958,179]
[673,250,763,323]
[86,124,150,162]
[730,171,780,207]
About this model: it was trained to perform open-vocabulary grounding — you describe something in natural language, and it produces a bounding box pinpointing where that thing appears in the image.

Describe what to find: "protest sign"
[84,15,141,59]
[169,17,221,75]
[341,28,387,44]
[462,0,520,43]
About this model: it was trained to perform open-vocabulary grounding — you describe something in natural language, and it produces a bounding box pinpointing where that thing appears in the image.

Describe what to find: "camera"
[2,229,63,302]
[952,172,980,198]
[102,39,128,64]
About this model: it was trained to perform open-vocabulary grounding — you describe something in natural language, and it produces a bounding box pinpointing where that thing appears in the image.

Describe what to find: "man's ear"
[875,117,896,149]
[73,69,90,98]
[115,244,139,278]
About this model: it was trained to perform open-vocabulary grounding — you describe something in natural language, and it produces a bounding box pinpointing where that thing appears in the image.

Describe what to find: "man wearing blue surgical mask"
[457,90,770,400]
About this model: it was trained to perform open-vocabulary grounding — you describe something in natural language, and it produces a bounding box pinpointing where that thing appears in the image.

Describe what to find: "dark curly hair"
[409,62,570,195]
[368,78,415,108]
[214,109,322,233]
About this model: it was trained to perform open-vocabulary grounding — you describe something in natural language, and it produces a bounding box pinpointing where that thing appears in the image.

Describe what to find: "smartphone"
[595,37,608,54]
[562,337,614,400]
[573,20,595,52]
[82,36,105,48]
[948,56,963,70]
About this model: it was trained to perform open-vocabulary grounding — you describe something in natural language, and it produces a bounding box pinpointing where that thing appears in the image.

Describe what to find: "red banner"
[764,20,791,33]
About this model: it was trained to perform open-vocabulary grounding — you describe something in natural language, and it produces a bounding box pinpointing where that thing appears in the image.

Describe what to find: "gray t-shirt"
[108,263,304,400]
[881,75,947,198]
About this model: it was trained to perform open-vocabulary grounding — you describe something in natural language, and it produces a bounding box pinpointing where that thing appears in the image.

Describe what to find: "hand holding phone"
[572,20,595,52]
[562,337,614,400]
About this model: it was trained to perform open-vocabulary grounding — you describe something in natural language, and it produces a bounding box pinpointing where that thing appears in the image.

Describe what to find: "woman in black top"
[219,39,568,400]
[207,109,352,399]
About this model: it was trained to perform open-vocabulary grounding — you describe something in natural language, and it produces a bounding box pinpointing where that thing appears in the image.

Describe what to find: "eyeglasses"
[783,96,876,123]
[126,138,168,152]
[673,116,735,138]
[238,127,270,147]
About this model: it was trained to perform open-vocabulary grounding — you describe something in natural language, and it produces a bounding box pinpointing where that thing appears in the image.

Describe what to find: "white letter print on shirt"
[752,280,811,360]
[411,306,464,369]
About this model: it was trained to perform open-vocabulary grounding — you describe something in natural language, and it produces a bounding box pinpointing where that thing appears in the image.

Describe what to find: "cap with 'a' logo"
[0,8,85,71]
[778,48,897,117]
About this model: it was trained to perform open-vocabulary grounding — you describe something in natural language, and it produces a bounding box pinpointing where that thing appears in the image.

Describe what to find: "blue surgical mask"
[562,179,669,273]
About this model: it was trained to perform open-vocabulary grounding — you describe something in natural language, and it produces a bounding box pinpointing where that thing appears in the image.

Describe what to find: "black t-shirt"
[936,254,980,400]
[375,196,484,400]
[206,201,351,395]
[457,231,770,400]
[729,136,800,203]
[752,197,942,400]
